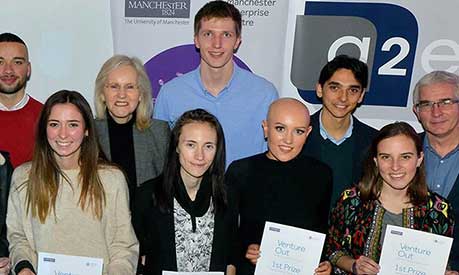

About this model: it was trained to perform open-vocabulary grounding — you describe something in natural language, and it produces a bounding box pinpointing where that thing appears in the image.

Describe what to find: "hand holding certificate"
[378,225,453,275]
[254,221,325,275]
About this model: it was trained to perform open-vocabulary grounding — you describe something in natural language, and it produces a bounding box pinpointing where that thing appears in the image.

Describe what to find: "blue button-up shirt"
[154,63,279,167]
[423,136,459,197]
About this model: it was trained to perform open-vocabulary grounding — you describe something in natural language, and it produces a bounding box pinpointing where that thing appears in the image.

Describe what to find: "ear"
[27,62,31,79]
[357,90,366,103]
[305,125,312,138]
[234,36,242,51]
[262,120,268,139]
[194,35,200,50]
[373,157,378,167]
[85,129,89,136]
[316,83,323,98]
[417,151,424,167]
[413,105,421,122]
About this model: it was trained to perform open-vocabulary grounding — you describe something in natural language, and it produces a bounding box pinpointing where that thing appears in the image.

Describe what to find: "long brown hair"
[26,90,107,222]
[359,122,428,205]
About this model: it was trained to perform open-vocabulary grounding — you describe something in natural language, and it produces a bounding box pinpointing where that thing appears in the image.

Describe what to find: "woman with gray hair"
[94,55,169,209]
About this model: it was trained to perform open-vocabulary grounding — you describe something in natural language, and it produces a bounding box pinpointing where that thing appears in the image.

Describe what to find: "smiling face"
[102,65,141,124]
[263,99,312,162]
[317,68,365,121]
[178,122,218,185]
[414,82,459,140]
[47,103,87,169]
[375,134,423,192]
[194,17,241,71]
[0,42,30,96]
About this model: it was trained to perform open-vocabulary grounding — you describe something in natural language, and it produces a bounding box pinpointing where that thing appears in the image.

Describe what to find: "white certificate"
[162,272,223,275]
[38,252,103,275]
[378,225,453,275]
[255,221,326,275]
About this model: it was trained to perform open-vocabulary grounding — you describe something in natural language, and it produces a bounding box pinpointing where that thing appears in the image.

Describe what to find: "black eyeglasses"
[415,98,459,112]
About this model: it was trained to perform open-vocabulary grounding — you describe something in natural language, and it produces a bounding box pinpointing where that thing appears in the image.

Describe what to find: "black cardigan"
[0,151,13,257]
[133,175,237,275]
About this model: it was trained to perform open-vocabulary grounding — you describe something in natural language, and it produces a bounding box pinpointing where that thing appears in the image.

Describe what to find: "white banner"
[111,0,459,130]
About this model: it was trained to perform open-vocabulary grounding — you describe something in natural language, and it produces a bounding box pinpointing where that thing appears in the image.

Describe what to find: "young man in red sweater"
[0,32,42,168]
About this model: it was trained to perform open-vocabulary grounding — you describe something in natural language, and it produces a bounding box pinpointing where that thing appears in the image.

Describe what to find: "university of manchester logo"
[125,0,191,18]
[291,2,418,107]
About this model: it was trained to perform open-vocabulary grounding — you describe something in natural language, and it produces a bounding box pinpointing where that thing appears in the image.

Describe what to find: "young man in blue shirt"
[154,1,278,167]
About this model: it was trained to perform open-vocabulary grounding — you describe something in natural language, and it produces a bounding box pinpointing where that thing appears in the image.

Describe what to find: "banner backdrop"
[111,0,459,130]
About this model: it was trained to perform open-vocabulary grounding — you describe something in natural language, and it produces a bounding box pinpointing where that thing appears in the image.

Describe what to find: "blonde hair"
[94,55,153,130]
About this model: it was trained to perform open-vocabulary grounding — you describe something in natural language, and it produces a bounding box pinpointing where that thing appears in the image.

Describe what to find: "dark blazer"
[95,118,170,186]
[0,151,13,257]
[133,176,237,275]
[420,132,459,270]
[301,110,377,185]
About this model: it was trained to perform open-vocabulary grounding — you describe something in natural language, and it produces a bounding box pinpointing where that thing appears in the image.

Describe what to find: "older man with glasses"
[413,70,459,272]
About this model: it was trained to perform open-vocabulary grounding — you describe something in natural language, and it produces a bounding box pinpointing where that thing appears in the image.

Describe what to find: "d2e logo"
[291,2,418,107]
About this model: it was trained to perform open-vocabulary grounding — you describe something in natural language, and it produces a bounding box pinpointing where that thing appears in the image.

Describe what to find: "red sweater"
[0,97,42,168]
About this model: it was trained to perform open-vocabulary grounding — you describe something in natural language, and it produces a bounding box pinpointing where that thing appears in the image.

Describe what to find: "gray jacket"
[95,118,170,186]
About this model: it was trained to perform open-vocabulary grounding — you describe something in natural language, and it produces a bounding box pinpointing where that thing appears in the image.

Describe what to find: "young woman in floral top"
[326,122,456,275]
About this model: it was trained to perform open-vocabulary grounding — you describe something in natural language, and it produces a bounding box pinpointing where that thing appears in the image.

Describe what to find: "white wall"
[0,0,114,107]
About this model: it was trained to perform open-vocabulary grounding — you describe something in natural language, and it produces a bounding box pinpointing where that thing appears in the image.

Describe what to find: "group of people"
[1,1,459,275]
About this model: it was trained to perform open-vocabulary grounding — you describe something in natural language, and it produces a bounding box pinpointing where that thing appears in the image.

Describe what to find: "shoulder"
[138,176,161,200]
[426,191,451,210]
[158,69,197,94]
[337,186,362,205]
[24,96,43,114]
[27,96,43,107]
[11,162,32,190]
[353,116,378,135]
[226,153,264,174]
[97,166,128,190]
[94,119,107,131]
[297,154,331,173]
[149,119,170,132]
[234,66,278,94]
[310,110,320,122]
[137,119,170,141]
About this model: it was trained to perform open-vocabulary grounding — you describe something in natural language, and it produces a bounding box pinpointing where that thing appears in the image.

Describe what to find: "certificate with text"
[378,225,452,275]
[162,272,223,275]
[38,252,103,275]
[255,221,325,275]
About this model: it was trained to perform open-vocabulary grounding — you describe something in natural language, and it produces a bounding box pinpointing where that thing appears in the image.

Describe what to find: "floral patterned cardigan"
[326,187,454,274]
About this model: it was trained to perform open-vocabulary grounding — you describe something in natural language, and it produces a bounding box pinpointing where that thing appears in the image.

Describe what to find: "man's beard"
[0,78,27,95]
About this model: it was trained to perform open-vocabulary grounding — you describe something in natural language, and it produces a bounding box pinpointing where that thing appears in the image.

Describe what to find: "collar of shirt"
[194,62,238,98]
[319,110,353,145]
[0,93,29,111]
[423,135,459,159]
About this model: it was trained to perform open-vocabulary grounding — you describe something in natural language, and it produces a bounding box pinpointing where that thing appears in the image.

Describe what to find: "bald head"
[263,98,312,162]
[267,98,311,124]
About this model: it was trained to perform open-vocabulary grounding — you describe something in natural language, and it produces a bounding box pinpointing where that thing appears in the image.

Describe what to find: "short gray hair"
[413,71,459,105]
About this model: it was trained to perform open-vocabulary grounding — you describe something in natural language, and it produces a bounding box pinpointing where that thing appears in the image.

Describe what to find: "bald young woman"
[226,98,333,275]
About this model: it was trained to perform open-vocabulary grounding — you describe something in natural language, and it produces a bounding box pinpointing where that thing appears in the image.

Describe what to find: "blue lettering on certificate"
[275,240,306,256]
[395,264,427,275]
[392,243,431,275]
[271,261,301,274]
[398,243,431,259]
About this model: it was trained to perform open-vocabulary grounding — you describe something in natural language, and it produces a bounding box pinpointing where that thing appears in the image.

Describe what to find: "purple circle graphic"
[144,44,251,99]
